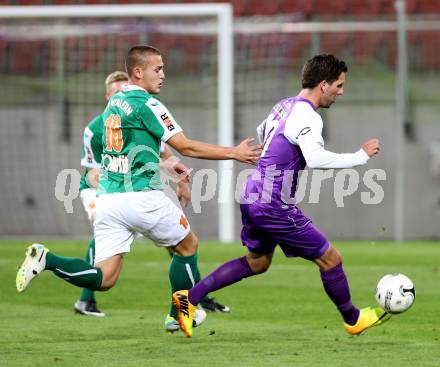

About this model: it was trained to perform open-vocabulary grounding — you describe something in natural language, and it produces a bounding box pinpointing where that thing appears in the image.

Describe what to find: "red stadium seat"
[16,0,45,4]
[383,31,422,67]
[181,35,213,72]
[419,31,440,68]
[285,33,312,61]
[114,0,147,3]
[82,0,111,4]
[0,38,9,79]
[387,31,427,69]
[147,0,182,3]
[320,33,349,55]
[182,0,212,2]
[245,33,280,64]
[148,33,179,50]
[350,0,385,16]
[0,39,8,68]
[247,0,279,15]
[113,34,142,67]
[382,0,418,14]
[314,0,349,17]
[419,0,440,13]
[212,0,248,17]
[406,31,421,68]
[12,41,43,74]
[279,0,315,18]
[51,0,78,4]
[79,35,107,71]
[385,33,397,67]
[351,32,384,63]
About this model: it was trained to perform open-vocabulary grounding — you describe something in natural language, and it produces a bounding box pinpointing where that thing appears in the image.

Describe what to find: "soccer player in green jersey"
[16,45,260,334]
[75,70,185,317]
[75,70,231,323]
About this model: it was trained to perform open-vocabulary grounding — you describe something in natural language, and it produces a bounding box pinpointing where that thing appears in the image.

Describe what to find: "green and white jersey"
[79,114,104,191]
[97,84,182,195]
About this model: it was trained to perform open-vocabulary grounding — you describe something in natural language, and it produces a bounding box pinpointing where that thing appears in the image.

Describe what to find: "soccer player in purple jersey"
[173,54,391,337]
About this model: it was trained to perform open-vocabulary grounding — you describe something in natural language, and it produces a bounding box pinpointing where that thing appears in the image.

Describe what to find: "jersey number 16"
[105,114,123,153]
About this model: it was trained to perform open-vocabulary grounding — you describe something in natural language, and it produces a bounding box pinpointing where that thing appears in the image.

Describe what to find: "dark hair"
[301,54,348,89]
[125,45,162,77]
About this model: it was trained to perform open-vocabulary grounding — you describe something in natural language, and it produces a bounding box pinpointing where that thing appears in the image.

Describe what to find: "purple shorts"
[240,204,329,260]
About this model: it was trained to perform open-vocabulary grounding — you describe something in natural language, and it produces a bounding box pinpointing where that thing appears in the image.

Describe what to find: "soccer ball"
[375,273,415,314]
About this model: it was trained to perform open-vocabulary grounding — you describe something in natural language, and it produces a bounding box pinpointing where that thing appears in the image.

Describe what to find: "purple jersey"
[240,96,329,260]
[243,97,315,208]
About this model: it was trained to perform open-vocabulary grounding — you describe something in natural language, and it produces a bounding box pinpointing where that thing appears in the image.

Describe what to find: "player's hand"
[176,181,191,208]
[173,161,192,183]
[234,138,262,165]
[362,138,380,157]
[161,156,192,183]
[87,168,101,189]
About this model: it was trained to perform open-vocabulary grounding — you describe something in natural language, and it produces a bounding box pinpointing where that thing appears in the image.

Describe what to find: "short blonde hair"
[105,71,128,93]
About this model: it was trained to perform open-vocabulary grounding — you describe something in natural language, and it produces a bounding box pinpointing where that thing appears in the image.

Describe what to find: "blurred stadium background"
[0,0,439,241]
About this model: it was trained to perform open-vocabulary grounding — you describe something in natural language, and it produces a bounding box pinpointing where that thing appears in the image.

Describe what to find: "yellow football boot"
[172,290,196,338]
[344,306,391,335]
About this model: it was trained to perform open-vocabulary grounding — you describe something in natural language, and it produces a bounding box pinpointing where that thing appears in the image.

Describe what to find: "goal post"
[0,4,235,242]
[4,5,439,242]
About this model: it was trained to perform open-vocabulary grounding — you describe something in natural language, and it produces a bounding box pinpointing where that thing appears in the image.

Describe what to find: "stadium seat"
[114,0,148,3]
[79,35,108,71]
[351,32,384,63]
[51,0,78,4]
[180,35,213,72]
[285,33,312,61]
[233,0,250,16]
[419,31,440,68]
[279,0,315,18]
[212,0,248,17]
[113,34,142,67]
[382,0,418,14]
[11,41,43,74]
[0,38,8,71]
[386,31,429,69]
[235,33,272,69]
[419,0,440,14]
[246,33,282,64]
[147,0,182,3]
[16,0,45,4]
[247,0,279,15]
[314,0,349,17]
[350,0,385,16]
[83,0,112,4]
[385,33,397,67]
[186,35,212,52]
[319,32,349,55]
[148,33,179,50]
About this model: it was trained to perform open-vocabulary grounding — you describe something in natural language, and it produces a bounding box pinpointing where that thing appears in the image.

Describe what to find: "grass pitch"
[0,239,439,367]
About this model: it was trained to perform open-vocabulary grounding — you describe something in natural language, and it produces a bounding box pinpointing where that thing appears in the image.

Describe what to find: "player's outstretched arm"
[167,132,262,165]
[298,134,381,170]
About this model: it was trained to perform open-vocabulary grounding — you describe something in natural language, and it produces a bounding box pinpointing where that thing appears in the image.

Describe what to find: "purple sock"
[189,256,254,305]
[320,263,360,325]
